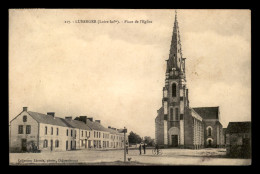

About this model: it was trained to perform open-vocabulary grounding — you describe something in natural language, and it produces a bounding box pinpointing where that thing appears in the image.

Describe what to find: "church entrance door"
[171,135,178,147]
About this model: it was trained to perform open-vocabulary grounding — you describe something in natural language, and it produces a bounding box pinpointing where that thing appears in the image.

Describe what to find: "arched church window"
[170,108,173,121]
[172,83,177,97]
[208,127,212,136]
[175,108,179,120]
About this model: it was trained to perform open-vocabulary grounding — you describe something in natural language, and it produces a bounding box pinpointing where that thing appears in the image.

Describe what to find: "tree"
[128,131,142,144]
[144,136,155,146]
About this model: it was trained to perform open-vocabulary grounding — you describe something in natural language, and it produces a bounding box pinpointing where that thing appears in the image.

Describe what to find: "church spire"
[167,10,183,72]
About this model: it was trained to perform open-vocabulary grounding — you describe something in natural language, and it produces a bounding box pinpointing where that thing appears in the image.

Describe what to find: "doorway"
[88,140,91,148]
[208,139,212,147]
[171,135,178,147]
[21,139,27,152]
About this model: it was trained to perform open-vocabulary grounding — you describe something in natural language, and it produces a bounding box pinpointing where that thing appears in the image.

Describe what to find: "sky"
[9,9,251,138]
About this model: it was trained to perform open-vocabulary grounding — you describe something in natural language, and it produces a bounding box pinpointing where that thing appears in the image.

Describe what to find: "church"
[155,11,224,149]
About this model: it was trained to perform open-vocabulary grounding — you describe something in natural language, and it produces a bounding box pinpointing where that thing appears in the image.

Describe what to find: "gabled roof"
[64,119,91,130]
[86,121,123,135]
[28,111,73,128]
[86,120,108,132]
[192,107,219,119]
[226,122,251,134]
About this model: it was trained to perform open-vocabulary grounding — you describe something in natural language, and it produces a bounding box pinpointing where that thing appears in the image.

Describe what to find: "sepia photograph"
[9,9,251,166]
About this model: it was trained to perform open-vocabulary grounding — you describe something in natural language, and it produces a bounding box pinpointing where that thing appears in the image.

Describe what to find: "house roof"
[226,122,251,134]
[86,120,108,132]
[64,119,92,130]
[28,111,91,130]
[27,111,122,134]
[192,107,219,119]
[86,121,123,135]
[28,111,73,128]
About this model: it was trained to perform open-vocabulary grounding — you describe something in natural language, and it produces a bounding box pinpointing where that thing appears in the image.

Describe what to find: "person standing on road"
[139,143,142,155]
[155,144,159,155]
[143,143,146,154]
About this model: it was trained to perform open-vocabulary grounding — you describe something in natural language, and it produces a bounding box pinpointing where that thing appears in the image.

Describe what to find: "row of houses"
[10,107,128,152]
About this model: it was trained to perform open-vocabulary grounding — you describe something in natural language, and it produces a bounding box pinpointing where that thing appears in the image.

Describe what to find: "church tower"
[162,11,189,147]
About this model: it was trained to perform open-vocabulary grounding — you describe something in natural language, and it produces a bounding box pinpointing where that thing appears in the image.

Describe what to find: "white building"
[10,107,128,152]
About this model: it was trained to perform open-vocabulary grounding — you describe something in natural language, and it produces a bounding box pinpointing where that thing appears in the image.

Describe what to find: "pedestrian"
[139,143,142,155]
[143,143,146,154]
[155,144,159,155]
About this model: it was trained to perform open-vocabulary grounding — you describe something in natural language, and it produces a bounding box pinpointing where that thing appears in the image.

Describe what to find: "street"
[9,148,251,166]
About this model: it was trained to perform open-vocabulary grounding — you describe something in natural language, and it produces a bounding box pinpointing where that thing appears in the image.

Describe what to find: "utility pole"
[124,127,126,163]
[119,127,127,163]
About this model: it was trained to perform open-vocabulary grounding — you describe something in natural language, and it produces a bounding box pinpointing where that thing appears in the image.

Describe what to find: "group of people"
[125,142,160,155]
[138,143,146,155]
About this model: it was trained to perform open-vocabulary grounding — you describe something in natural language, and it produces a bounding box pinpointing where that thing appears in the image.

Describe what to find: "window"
[26,125,31,134]
[51,127,53,135]
[66,129,68,136]
[55,140,59,147]
[85,131,87,137]
[43,140,48,148]
[57,128,59,135]
[175,108,179,120]
[45,126,47,135]
[23,115,27,122]
[180,114,184,120]
[172,83,176,97]
[82,131,83,137]
[18,125,23,134]
[75,130,77,137]
[71,130,73,136]
[170,108,174,121]
[208,127,212,136]
[89,132,90,137]
[94,131,96,138]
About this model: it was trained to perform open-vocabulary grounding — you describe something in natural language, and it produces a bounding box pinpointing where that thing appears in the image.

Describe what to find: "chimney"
[95,120,101,124]
[79,116,87,124]
[23,107,28,112]
[65,116,72,121]
[47,112,55,117]
[87,117,93,122]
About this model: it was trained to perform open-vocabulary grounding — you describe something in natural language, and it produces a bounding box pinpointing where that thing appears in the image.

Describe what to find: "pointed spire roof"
[167,10,183,72]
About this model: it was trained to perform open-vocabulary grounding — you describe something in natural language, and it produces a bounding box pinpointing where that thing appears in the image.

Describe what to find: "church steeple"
[167,10,183,72]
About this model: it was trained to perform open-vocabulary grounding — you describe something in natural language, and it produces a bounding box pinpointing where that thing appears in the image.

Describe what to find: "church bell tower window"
[170,108,174,121]
[172,83,177,97]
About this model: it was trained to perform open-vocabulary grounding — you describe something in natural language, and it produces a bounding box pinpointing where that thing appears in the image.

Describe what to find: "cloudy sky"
[9,9,251,138]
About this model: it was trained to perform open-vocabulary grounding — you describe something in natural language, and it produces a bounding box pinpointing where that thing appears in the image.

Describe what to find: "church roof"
[192,107,219,119]
[226,122,251,134]
[167,10,183,72]
[155,107,164,122]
